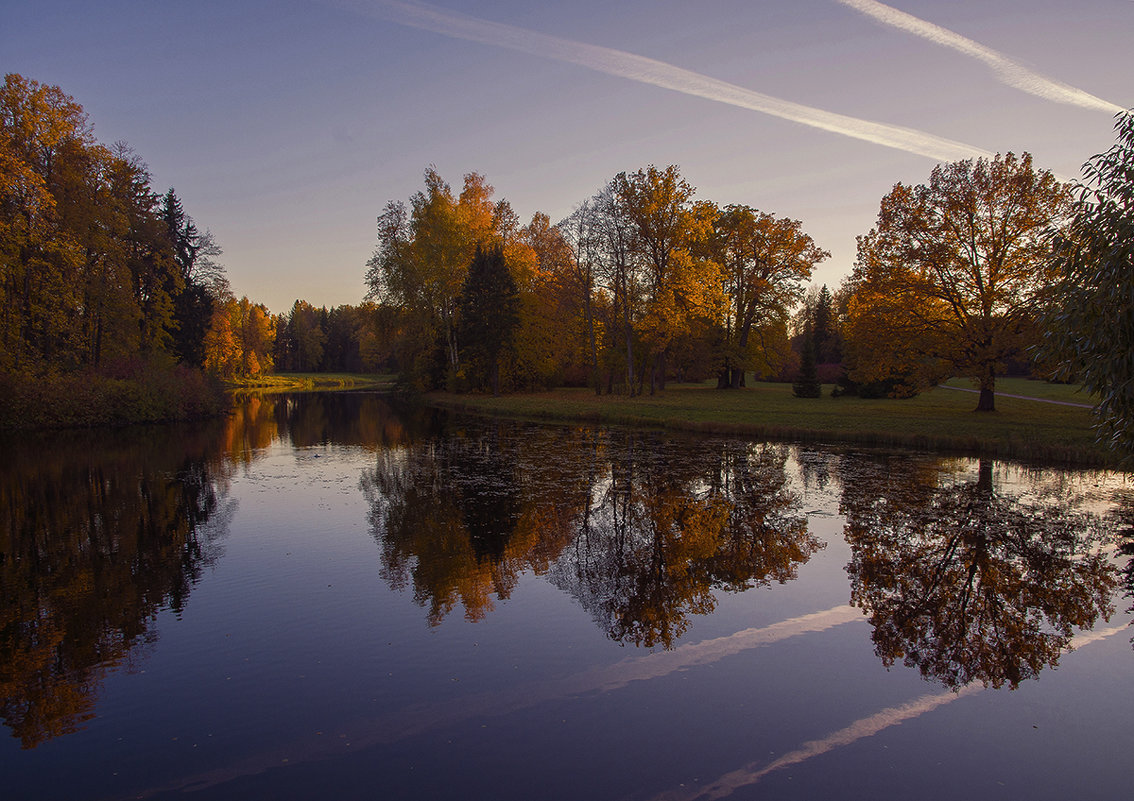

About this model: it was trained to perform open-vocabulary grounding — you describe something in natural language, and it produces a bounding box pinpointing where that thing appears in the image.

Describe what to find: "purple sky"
[5,0,1130,313]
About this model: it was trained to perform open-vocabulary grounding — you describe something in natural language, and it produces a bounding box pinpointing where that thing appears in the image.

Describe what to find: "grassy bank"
[426,377,1114,466]
[227,372,397,392]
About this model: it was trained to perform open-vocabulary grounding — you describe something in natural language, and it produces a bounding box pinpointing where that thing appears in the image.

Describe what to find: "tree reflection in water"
[841,455,1119,689]
[361,426,820,648]
[550,435,819,648]
[1112,493,1134,644]
[0,423,234,748]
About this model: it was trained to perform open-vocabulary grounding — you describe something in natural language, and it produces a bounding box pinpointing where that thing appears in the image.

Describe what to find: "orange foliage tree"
[845,153,1070,407]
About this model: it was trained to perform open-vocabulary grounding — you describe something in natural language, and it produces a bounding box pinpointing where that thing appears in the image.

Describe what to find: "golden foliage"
[846,153,1070,405]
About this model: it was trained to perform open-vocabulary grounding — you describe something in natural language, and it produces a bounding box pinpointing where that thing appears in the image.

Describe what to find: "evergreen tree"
[793,320,822,398]
[162,188,224,367]
[458,245,519,395]
[813,284,839,363]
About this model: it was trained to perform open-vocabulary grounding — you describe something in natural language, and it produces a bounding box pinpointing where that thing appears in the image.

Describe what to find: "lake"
[1,391,1132,800]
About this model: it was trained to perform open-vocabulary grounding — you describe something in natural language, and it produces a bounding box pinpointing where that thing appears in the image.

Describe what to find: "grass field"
[425,377,1114,466]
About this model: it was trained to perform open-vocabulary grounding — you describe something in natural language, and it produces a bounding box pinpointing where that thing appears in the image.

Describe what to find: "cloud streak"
[652,623,1130,801]
[132,605,864,797]
[333,0,992,163]
[836,0,1124,114]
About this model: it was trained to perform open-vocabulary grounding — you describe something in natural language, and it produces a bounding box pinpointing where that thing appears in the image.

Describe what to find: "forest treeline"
[1,74,228,425]
[3,73,1132,451]
[364,164,834,396]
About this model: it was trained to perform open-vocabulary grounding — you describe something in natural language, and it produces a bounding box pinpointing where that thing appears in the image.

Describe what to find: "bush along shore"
[422,378,1115,468]
[0,365,229,430]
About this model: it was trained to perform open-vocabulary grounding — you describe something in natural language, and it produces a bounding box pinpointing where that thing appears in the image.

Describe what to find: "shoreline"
[420,379,1118,469]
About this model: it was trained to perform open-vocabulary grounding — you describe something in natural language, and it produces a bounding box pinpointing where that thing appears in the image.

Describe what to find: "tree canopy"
[844,153,1070,408]
[0,73,230,382]
[1043,111,1134,457]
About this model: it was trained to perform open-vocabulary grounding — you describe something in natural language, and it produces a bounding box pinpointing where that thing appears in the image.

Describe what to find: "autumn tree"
[1043,111,1134,457]
[1,74,227,386]
[0,73,90,372]
[202,302,239,379]
[103,146,182,358]
[203,295,275,379]
[511,212,576,389]
[709,206,827,388]
[846,153,1070,409]
[588,183,642,393]
[557,200,604,392]
[365,168,529,390]
[611,165,718,393]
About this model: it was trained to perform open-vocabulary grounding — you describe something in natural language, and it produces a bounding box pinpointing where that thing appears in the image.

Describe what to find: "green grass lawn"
[426,378,1111,466]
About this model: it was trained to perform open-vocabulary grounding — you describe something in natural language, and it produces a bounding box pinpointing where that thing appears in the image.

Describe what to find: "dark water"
[1,392,1131,800]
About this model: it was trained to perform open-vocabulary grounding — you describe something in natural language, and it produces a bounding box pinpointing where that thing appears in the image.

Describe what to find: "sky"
[4,0,1131,313]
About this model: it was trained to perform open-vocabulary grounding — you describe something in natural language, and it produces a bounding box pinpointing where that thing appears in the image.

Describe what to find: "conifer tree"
[793,320,822,398]
[458,245,519,395]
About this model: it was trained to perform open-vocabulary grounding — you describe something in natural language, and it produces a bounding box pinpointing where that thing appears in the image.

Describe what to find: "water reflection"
[360,421,551,625]
[840,455,1120,688]
[549,436,819,648]
[4,392,1126,759]
[0,424,234,748]
[224,392,429,461]
[361,426,820,647]
[1114,493,1134,640]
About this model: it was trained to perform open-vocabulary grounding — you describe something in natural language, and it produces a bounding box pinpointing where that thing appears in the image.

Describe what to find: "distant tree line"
[365,165,828,395]
[273,300,384,374]
[361,123,1134,458]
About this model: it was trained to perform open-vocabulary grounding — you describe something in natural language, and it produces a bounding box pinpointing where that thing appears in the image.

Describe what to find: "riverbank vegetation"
[0,360,227,429]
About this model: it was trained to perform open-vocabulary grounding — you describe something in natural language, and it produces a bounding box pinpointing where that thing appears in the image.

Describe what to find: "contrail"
[331,0,991,163]
[651,623,1130,801]
[836,0,1124,114]
[652,685,985,801]
[126,605,863,797]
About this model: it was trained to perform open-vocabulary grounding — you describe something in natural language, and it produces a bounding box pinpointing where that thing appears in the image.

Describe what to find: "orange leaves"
[202,296,275,379]
[846,153,1071,402]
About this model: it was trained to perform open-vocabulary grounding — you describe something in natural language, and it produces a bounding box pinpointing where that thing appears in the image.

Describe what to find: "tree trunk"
[975,388,995,411]
[977,457,993,495]
[623,317,635,396]
[975,368,996,412]
[584,288,600,395]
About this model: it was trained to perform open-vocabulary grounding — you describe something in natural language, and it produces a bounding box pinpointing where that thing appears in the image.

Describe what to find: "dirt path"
[937,384,1094,409]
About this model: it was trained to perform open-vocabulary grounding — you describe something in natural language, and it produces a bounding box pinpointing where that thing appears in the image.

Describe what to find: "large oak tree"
[846,153,1070,409]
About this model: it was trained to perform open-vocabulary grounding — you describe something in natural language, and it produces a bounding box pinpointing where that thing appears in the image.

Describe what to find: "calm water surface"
[1,392,1132,800]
